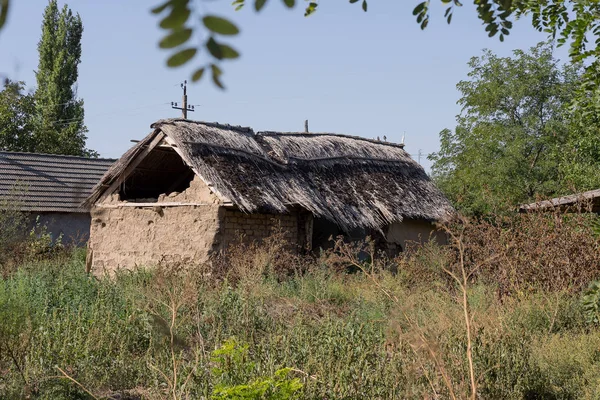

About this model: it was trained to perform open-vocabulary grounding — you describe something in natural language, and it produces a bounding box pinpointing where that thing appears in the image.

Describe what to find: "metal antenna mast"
[171,80,195,119]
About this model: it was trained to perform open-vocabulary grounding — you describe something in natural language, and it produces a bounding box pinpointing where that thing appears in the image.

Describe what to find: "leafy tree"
[32,0,95,157]
[0,80,35,152]
[429,42,597,215]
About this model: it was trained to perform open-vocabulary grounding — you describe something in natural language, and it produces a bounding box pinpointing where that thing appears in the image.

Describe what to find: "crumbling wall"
[160,175,221,204]
[88,204,223,274]
[88,174,226,274]
[222,209,299,249]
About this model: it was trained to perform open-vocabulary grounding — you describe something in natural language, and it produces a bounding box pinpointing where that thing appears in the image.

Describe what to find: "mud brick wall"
[222,209,299,248]
[88,205,223,274]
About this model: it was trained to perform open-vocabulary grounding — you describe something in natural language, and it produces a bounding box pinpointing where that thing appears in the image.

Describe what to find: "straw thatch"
[86,119,453,231]
[520,189,600,213]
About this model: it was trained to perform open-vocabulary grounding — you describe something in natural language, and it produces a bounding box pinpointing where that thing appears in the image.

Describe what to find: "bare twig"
[56,366,100,400]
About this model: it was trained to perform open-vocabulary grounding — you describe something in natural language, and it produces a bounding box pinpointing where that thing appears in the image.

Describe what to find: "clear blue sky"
[0,0,562,171]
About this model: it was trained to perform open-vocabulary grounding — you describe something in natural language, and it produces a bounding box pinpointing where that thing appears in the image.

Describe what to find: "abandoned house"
[0,151,115,245]
[84,119,454,273]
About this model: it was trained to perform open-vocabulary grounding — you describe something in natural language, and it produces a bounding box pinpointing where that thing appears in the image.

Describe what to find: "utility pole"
[171,80,195,119]
[418,149,423,165]
[304,119,309,133]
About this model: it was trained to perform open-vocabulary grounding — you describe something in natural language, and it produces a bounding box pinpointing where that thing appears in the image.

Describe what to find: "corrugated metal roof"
[0,151,115,212]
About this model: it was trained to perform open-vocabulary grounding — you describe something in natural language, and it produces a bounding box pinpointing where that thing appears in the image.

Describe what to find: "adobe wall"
[385,219,447,251]
[88,204,223,274]
[88,175,224,274]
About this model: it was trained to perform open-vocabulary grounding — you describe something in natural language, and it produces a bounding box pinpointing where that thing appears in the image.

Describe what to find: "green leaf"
[202,15,240,35]
[349,0,359,3]
[191,67,205,82]
[255,0,267,11]
[211,64,225,89]
[283,0,295,7]
[160,7,191,29]
[151,1,171,14]
[211,63,222,76]
[0,0,8,30]
[166,47,197,67]
[305,2,318,16]
[362,0,367,11]
[413,2,426,16]
[219,44,240,59]
[206,37,223,59]
[159,28,193,49]
[206,39,239,60]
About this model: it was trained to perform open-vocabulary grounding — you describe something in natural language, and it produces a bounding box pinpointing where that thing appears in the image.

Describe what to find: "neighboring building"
[85,119,454,273]
[520,189,600,213]
[0,151,115,245]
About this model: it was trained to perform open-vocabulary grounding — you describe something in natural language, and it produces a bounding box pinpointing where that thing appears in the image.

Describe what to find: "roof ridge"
[0,150,116,161]
[257,131,405,149]
[151,118,254,134]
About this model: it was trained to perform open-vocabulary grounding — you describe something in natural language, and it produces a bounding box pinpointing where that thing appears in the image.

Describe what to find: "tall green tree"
[0,80,35,152]
[429,43,597,215]
[33,0,94,157]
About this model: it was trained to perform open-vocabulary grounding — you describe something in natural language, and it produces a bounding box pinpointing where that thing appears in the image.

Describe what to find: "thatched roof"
[520,189,600,213]
[86,119,453,231]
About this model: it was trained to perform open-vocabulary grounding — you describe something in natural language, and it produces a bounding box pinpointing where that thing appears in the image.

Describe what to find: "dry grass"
[1,211,600,399]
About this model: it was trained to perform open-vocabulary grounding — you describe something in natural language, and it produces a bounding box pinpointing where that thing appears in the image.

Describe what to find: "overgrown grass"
[1,213,600,399]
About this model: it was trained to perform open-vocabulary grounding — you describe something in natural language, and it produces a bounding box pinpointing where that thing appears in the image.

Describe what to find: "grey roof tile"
[0,151,115,212]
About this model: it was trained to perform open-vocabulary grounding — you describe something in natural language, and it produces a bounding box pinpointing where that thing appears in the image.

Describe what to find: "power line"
[47,102,170,126]
[35,100,77,109]
[19,81,180,113]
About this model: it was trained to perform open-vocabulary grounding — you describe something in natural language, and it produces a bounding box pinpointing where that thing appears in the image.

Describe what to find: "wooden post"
[85,247,93,274]
[304,119,309,133]
[171,81,194,119]
[182,81,188,119]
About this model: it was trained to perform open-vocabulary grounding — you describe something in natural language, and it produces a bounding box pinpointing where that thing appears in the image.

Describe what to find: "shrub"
[436,212,600,295]
[2,212,600,398]
[211,338,303,400]
[582,280,600,325]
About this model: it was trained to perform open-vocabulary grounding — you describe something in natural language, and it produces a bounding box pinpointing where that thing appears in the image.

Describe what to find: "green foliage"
[146,0,600,97]
[211,338,303,399]
[152,0,241,89]
[581,280,600,325]
[33,0,96,157]
[2,0,600,99]
[0,188,28,263]
[429,42,598,215]
[25,215,64,259]
[0,80,36,152]
[529,333,600,399]
[0,0,8,31]
[1,220,600,398]
[203,16,240,35]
